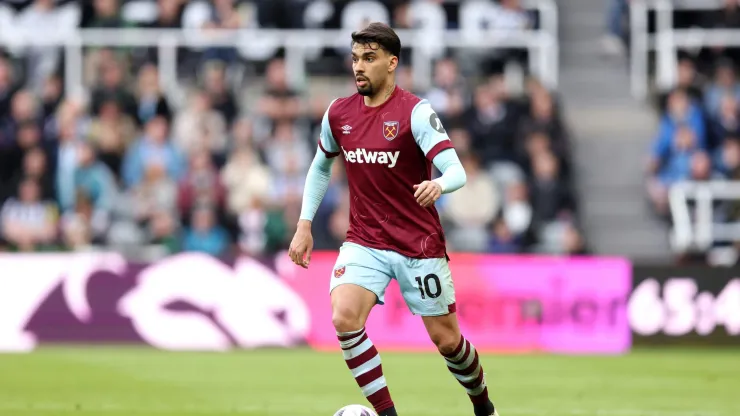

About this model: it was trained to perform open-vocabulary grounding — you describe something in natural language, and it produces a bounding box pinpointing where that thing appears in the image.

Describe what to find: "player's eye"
[366,57,375,63]
[351,56,358,63]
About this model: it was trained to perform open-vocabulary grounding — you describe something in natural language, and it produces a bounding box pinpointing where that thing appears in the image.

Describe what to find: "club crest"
[383,121,399,141]
[333,265,346,278]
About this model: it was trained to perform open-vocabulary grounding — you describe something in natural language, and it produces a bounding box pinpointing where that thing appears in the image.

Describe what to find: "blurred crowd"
[644,1,740,257]
[0,0,584,258]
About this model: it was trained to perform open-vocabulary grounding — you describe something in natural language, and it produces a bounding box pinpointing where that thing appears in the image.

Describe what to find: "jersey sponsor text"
[341,147,400,168]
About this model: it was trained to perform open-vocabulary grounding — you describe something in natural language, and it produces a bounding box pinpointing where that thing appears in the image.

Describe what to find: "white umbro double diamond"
[341,125,352,135]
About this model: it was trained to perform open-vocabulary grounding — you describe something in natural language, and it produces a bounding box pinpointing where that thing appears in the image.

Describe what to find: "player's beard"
[356,77,374,96]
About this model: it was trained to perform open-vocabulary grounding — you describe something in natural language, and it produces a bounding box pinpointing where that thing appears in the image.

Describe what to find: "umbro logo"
[341,125,352,135]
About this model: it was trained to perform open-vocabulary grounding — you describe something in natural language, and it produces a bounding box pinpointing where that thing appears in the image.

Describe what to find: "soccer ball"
[333,404,378,416]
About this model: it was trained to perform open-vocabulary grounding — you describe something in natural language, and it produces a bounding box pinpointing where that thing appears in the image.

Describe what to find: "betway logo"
[341,147,399,168]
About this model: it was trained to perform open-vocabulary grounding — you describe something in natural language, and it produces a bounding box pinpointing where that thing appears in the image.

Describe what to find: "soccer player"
[288,22,499,416]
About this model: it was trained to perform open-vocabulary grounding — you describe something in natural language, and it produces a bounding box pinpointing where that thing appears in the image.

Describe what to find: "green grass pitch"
[0,347,736,416]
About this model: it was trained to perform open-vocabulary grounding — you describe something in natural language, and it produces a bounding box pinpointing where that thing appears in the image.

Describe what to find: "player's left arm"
[410,99,467,207]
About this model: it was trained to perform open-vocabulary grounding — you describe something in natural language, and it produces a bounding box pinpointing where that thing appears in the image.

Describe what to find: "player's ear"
[388,55,398,73]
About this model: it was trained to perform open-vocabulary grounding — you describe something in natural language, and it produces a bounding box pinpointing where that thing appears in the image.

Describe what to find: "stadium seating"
[637,0,740,264]
[0,0,583,259]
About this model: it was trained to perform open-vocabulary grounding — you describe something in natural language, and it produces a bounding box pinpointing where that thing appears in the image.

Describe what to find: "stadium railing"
[0,0,559,104]
[669,180,740,254]
[629,0,725,100]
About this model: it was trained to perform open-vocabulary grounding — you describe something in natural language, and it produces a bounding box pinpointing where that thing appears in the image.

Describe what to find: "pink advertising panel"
[286,253,632,354]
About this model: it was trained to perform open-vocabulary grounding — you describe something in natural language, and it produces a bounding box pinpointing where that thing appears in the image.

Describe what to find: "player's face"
[351,42,396,96]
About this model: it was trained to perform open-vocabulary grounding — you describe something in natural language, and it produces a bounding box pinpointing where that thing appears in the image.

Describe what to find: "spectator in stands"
[561,223,590,256]
[134,63,172,126]
[122,115,185,188]
[221,147,272,217]
[448,127,472,155]
[177,150,226,220]
[426,58,467,124]
[655,89,707,154]
[143,0,184,29]
[501,180,533,238]
[229,116,256,151]
[715,137,740,178]
[517,131,548,177]
[704,60,740,119]
[442,153,500,252]
[7,147,55,204]
[710,93,740,150]
[130,162,178,226]
[236,197,288,256]
[40,74,63,132]
[647,126,702,215]
[264,120,311,206]
[529,151,576,229]
[200,0,245,64]
[255,58,302,137]
[689,151,723,182]
[45,95,88,144]
[71,141,118,238]
[0,178,58,251]
[465,83,518,166]
[395,66,419,96]
[87,98,137,175]
[675,57,705,105]
[520,87,569,161]
[55,106,85,212]
[182,205,230,257]
[202,61,239,127]
[13,0,76,91]
[10,121,44,174]
[488,217,522,254]
[84,0,129,28]
[91,57,137,120]
[60,191,96,250]
[172,89,227,158]
[147,209,180,254]
[1,89,42,149]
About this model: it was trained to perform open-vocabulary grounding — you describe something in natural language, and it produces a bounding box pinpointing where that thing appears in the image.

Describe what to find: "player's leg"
[393,256,498,416]
[330,242,398,416]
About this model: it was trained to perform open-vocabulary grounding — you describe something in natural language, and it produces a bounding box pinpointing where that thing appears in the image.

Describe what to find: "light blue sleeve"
[411,99,465,193]
[410,98,454,160]
[432,148,467,194]
[299,146,337,222]
[318,99,340,156]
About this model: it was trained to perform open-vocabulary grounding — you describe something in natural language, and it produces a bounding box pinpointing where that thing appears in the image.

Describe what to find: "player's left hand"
[413,180,442,208]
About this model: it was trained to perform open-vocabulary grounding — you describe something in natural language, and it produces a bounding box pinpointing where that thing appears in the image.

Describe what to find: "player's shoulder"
[397,87,424,104]
[325,93,360,120]
[394,87,424,112]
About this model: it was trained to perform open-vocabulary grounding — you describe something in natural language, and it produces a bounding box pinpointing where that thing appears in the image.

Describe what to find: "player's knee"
[332,307,364,333]
[430,331,460,356]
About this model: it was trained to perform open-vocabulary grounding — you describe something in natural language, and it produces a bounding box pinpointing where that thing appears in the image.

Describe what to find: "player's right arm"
[289,100,340,268]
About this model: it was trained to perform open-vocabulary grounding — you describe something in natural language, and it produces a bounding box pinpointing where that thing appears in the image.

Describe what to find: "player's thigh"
[394,256,456,317]
[329,243,393,331]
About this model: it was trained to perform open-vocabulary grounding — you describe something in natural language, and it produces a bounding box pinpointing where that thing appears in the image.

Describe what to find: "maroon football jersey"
[318,86,454,259]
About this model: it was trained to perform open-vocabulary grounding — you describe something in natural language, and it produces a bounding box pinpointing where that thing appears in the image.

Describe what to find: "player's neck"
[364,82,396,107]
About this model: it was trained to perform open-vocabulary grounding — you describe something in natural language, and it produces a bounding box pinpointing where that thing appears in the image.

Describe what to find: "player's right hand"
[288,221,314,269]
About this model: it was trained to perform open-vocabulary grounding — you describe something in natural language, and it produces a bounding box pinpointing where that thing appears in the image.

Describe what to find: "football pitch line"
[0,402,722,416]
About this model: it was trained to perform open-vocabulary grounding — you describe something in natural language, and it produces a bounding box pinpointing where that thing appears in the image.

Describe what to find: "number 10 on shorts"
[415,274,442,299]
